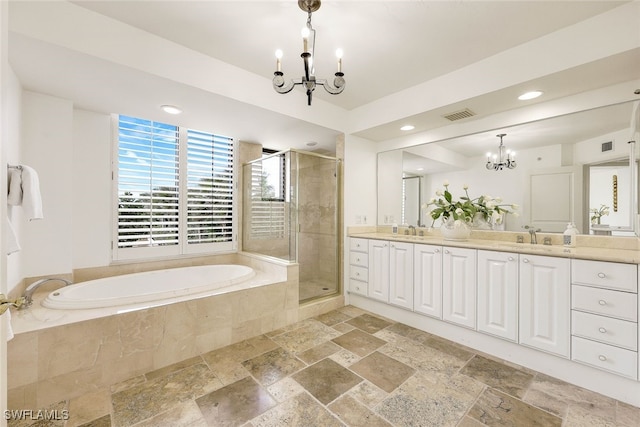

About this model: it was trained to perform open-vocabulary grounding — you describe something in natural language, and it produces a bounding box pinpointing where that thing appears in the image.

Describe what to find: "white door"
[519,254,571,358]
[368,240,389,302]
[477,250,518,342]
[389,241,414,309]
[414,244,443,318]
[442,247,477,329]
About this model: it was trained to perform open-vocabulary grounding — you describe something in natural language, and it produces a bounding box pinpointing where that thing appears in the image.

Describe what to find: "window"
[114,115,236,260]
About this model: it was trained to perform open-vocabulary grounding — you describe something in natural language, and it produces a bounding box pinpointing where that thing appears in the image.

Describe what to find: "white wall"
[72,109,112,268]
[343,135,377,227]
[21,91,73,277]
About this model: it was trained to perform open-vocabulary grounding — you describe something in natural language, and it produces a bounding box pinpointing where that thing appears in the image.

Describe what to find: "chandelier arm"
[273,73,299,94]
[316,74,346,95]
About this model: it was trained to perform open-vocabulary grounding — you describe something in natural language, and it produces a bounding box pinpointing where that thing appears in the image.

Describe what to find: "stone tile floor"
[9,306,640,427]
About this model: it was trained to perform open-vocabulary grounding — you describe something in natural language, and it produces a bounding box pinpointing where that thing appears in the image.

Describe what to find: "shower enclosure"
[243,149,340,302]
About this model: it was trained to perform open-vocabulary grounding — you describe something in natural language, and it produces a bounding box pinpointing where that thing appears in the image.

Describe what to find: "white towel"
[20,165,43,221]
[5,307,14,341]
[7,168,22,206]
[6,218,20,255]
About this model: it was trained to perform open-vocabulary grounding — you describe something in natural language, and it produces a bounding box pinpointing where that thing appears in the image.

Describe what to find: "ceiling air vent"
[601,141,613,152]
[443,108,475,122]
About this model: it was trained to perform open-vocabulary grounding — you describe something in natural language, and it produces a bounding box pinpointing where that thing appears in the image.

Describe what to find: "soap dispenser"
[563,223,577,247]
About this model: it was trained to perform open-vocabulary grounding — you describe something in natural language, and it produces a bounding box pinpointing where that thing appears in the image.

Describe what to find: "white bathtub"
[42,264,256,310]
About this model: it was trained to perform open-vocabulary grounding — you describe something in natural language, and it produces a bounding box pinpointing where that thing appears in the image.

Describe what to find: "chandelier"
[272,0,345,106]
[486,134,516,170]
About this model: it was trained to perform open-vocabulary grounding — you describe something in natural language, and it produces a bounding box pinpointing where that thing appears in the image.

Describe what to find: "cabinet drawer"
[349,251,368,268]
[571,310,637,351]
[572,285,637,321]
[349,279,367,296]
[571,336,638,379]
[350,265,368,282]
[572,259,637,293]
[350,238,368,253]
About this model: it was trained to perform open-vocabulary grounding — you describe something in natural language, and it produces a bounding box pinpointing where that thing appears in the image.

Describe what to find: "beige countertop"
[348,229,640,264]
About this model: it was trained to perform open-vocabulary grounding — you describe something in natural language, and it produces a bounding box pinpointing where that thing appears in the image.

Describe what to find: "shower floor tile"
[17,306,638,427]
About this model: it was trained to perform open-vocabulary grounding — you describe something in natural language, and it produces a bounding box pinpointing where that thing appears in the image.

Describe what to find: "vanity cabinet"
[442,247,477,329]
[519,254,570,358]
[477,250,519,342]
[349,235,640,386]
[367,240,414,308]
[388,241,414,309]
[368,240,390,302]
[349,238,369,296]
[570,259,638,379]
[413,243,443,318]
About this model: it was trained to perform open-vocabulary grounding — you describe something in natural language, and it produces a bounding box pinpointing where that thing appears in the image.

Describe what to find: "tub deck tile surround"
[7,307,638,427]
[7,258,299,410]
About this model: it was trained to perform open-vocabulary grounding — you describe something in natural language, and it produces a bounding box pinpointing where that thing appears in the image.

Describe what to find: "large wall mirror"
[377,100,639,237]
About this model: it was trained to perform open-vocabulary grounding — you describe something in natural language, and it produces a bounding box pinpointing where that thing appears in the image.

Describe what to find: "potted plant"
[423,181,518,240]
[590,204,610,225]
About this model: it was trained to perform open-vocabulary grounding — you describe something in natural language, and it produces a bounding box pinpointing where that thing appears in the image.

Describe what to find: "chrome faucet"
[523,225,541,244]
[408,225,416,236]
[21,278,73,308]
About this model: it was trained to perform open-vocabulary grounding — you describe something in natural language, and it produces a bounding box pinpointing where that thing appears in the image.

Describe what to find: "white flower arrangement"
[422,181,518,227]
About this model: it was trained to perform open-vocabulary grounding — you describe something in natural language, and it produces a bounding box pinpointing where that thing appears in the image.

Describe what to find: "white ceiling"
[8,0,640,153]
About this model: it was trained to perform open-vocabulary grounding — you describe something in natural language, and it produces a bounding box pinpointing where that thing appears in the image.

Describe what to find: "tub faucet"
[523,225,541,244]
[21,278,73,308]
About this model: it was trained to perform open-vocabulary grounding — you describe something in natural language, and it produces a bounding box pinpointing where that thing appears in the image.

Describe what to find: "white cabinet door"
[519,254,570,358]
[477,250,519,342]
[442,247,477,329]
[389,241,414,309]
[414,244,443,318]
[368,240,390,302]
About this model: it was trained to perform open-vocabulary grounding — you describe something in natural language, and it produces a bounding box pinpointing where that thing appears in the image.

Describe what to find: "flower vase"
[472,213,492,230]
[440,218,472,241]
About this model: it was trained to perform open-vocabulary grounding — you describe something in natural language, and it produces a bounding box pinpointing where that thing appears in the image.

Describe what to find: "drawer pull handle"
[355,272,360,277]
[434,249,440,253]
[356,257,360,262]
[508,256,514,261]
[523,258,530,263]
[598,355,607,362]
[598,300,607,306]
[599,327,607,333]
[597,272,606,279]
[444,250,450,254]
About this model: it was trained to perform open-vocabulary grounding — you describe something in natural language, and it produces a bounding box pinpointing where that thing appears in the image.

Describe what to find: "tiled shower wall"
[297,154,338,286]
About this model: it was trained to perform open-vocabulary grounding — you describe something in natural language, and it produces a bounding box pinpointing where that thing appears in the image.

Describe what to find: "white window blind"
[115,115,235,260]
[249,154,286,239]
[117,116,180,248]
[186,129,234,244]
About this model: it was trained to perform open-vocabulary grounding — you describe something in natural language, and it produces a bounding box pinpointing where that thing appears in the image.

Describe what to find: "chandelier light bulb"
[275,49,283,72]
[275,49,283,59]
[301,27,310,52]
[335,48,343,73]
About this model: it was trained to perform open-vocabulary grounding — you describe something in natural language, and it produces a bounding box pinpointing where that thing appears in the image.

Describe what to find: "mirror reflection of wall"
[586,160,638,236]
[377,101,639,236]
[402,175,422,226]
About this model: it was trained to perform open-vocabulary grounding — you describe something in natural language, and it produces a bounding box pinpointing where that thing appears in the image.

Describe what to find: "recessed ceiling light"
[518,91,543,101]
[306,141,318,147]
[400,125,415,131]
[160,104,183,114]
